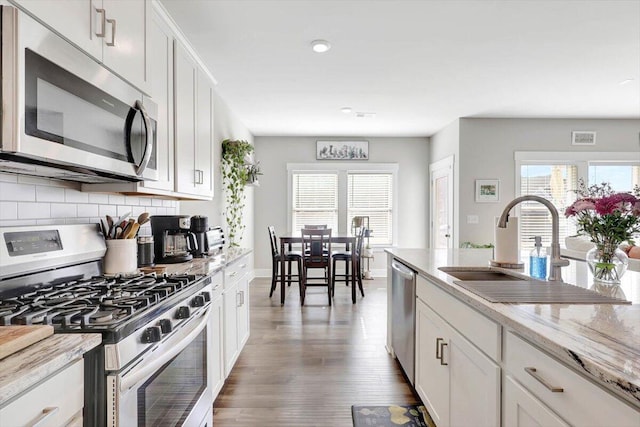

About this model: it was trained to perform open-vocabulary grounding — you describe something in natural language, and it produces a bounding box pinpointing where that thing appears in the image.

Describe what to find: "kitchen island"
[386,248,639,426]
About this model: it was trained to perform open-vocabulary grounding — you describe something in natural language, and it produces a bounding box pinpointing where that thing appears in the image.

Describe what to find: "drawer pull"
[439,342,448,366]
[30,406,59,427]
[228,271,237,277]
[525,367,564,392]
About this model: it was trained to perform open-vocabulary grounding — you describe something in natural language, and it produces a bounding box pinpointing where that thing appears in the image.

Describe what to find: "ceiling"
[160,0,640,137]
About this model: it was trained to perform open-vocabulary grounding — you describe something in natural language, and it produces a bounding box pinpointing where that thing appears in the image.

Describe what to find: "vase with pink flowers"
[564,181,640,285]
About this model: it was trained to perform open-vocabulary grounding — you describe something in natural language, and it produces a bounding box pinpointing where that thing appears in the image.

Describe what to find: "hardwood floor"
[213,276,419,426]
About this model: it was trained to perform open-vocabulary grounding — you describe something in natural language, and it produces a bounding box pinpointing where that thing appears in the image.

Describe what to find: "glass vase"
[586,241,628,285]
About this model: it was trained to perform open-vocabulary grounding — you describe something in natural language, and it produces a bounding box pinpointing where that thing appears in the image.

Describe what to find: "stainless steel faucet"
[497,195,569,282]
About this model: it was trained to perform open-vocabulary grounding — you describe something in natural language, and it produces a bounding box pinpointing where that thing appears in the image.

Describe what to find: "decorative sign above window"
[317,140,369,160]
[571,131,596,146]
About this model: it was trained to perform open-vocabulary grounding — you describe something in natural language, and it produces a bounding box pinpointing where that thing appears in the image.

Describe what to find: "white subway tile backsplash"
[89,193,109,204]
[152,198,163,207]
[109,194,126,205]
[125,196,140,206]
[117,205,133,217]
[131,206,146,216]
[77,204,99,217]
[1,182,36,201]
[0,202,17,220]
[66,218,95,224]
[65,188,90,203]
[156,207,167,215]
[0,219,37,226]
[36,185,65,202]
[162,200,174,207]
[18,202,50,219]
[0,173,18,183]
[51,203,77,218]
[99,204,118,217]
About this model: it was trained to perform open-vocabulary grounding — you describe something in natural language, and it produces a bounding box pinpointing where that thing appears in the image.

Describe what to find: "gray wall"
[457,118,640,246]
[252,136,429,276]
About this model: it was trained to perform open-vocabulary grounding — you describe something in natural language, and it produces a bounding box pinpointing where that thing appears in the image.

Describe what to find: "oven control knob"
[142,326,162,343]
[159,319,172,334]
[176,306,191,319]
[201,291,211,302]
[191,295,205,307]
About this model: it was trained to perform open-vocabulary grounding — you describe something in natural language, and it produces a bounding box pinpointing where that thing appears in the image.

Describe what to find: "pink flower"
[565,198,596,217]
[633,201,640,216]
[595,193,638,215]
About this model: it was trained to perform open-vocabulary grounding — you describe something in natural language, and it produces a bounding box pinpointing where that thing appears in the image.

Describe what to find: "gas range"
[0,224,217,426]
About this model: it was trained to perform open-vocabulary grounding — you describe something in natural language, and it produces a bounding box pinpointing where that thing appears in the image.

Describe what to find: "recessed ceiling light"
[355,112,376,118]
[311,39,331,53]
[341,107,353,114]
[619,78,635,85]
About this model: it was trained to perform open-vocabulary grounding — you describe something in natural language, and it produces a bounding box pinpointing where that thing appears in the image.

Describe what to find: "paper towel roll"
[494,216,519,263]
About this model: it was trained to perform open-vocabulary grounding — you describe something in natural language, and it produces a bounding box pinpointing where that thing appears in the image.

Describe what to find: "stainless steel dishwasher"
[391,259,416,385]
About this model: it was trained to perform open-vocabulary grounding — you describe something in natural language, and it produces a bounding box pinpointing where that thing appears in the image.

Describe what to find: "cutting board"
[0,325,54,359]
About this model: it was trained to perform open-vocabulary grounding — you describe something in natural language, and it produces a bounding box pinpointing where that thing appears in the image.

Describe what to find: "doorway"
[430,156,454,249]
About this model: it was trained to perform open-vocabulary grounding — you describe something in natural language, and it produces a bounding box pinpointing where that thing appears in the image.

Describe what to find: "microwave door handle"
[133,100,154,176]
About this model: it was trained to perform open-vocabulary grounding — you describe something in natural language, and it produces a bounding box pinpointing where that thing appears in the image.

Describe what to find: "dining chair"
[300,228,332,305]
[303,224,327,229]
[268,226,303,303]
[331,227,366,298]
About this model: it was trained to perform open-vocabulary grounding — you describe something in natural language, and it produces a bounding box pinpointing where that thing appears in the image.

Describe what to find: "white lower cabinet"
[0,359,84,427]
[415,297,500,427]
[504,375,570,427]
[504,331,640,427]
[209,272,225,400]
[223,255,250,377]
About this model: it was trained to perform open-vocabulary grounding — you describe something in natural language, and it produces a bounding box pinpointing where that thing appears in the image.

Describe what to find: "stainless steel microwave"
[0,5,158,183]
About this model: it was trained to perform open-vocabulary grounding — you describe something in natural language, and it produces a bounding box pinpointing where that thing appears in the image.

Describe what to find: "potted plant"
[221,139,254,247]
[246,161,262,185]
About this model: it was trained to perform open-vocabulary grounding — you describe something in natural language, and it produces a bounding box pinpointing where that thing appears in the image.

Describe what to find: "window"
[288,163,397,246]
[291,172,338,232]
[516,152,639,253]
[348,173,393,245]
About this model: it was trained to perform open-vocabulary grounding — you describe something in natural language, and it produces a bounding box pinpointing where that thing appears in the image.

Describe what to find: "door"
[174,39,197,195]
[223,282,239,377]
[430,156,454,248]
[504,376,570,427]
[194,69,214,197]
[236,273,250,350]
[210,291,225,399]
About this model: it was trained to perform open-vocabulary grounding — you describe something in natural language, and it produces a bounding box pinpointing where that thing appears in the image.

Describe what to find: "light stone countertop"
[385,248,640,409]
[158,248,252,276]
[0,333,101,405]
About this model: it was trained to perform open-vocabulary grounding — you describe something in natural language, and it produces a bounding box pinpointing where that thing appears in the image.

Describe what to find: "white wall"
[252,136,429,276]
[458,118,640,246]
[180,91,255,257]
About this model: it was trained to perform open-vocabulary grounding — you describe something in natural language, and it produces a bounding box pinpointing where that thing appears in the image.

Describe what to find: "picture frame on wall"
[316,140,369,160]
[475,179,500,202]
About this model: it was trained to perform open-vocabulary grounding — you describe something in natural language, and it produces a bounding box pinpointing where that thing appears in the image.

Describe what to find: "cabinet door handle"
[435,337,444,359]
[439,342,448,365]
[30,406,59,427]
[106,18,116,46]
[95,8,106,37]
[194,169,204,184]
[236,291,242,307]
[240,290,245,305]
[228,271,237,278]
[525,367,564,392]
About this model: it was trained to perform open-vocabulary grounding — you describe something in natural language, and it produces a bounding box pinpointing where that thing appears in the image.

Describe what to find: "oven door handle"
[119,306,210,391]
[133,99,154,176]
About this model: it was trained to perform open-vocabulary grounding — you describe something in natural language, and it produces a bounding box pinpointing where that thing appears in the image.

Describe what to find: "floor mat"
[351,405,434,427]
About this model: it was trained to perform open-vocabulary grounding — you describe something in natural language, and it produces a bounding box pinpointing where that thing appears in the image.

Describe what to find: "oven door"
[109,307,213,427]
[1,6,158,182]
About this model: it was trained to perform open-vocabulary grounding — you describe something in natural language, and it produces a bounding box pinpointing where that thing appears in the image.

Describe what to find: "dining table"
[279,232,359,304]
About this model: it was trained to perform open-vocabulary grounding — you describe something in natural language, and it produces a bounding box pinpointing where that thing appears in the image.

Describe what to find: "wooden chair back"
[301,228,332,266]
[268,226,279,258]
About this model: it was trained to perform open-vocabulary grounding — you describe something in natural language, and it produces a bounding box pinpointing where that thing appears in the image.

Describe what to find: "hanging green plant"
[221,139,254,247]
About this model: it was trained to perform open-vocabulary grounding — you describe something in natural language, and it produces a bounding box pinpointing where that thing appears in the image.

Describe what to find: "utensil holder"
[104,239,138,275]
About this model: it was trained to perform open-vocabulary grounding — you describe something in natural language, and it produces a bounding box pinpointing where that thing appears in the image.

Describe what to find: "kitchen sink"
[438,267,630,304]
[438,267,526,281]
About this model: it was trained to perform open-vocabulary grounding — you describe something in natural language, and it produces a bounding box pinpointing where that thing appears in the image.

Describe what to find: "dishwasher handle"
[391,260,415,280]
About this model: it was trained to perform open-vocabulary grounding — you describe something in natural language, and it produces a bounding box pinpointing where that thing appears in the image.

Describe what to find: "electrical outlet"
[467,215,479,224]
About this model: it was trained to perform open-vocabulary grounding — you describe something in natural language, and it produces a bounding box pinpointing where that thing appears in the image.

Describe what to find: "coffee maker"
[190,215,210,258]
[150,215,196,263]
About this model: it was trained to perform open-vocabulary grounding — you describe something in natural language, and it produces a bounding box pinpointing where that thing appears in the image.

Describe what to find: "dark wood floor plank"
[213,277,418,427]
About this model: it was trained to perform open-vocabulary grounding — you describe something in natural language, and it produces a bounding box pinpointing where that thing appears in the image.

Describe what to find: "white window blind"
[291,172,338,233]
[520,165,578,252]
[348,173,393,245]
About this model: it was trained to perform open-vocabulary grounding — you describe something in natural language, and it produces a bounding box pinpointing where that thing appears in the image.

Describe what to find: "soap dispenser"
[529,236,547,280]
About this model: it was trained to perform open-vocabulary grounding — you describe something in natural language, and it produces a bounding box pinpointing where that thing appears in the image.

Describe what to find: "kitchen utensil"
[116,212,131,225]
[0,325,54,359]
[137,212,150,226]
[106,215,114,235]
[126,223,140,239]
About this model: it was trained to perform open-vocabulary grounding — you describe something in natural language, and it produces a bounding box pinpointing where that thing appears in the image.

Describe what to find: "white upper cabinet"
[11,0,149,93]
[174,39,215,199]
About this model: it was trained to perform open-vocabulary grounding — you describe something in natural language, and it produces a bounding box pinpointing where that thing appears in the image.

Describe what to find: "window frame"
[287,163,399,246]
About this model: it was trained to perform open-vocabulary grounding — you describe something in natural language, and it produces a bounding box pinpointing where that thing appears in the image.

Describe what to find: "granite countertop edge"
[385,247,640,409]
[0,333,102,405]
